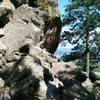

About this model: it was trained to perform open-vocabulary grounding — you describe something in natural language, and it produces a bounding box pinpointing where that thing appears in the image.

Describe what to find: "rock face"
[41,17,62,54]
[52,62,95,100]
[1,5,45,61]
[0,1,97,100]
[8,55,47,100]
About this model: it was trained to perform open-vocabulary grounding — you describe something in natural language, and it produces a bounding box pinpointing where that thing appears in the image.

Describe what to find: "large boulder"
[1,4,45,61]
[51,62,77,78]
[51,62,95,100]
[29,45,58,65]
[5,55,47,100]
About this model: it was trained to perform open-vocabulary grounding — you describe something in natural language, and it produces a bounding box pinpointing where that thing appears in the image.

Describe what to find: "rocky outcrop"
[51,62,95,100]
[0,0,97,100]
[8,55,47,100]
[40,17,62,54]
[0,48,96,100]
[1,4,45,61]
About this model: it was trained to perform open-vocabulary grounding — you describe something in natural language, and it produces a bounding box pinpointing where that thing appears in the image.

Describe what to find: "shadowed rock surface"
[0,0,15,27]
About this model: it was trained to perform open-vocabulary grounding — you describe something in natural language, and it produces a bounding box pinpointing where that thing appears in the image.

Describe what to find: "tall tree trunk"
[86,50,90,77]
[86,32,90,77]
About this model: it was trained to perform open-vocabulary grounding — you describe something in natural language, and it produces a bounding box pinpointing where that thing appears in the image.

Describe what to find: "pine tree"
[62,0,100,77]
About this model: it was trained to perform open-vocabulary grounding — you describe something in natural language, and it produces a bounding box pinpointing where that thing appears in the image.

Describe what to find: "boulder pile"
[0,0,96,100]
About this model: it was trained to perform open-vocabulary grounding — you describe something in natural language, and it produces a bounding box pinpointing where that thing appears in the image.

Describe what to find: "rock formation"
[0,0,97,100]
[1,4,45,61]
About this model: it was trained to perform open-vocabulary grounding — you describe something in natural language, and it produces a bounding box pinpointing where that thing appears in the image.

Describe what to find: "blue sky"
[57,0,70,15]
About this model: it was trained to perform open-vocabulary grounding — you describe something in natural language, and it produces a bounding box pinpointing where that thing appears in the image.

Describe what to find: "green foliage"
[62,0,100,72]
[45,58,52,65]
[93,68,100,72]
[36,0,60,18]
[91,84,100,100]
[36,0,48,11]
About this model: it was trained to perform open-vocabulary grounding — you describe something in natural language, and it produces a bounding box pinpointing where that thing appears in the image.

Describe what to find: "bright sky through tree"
[57,0,74,48]
[57,0,70,15]
[55,0,74,58]
[55,0,100,58]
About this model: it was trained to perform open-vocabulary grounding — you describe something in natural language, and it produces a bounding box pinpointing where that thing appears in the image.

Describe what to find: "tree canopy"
[62,0,100,75]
